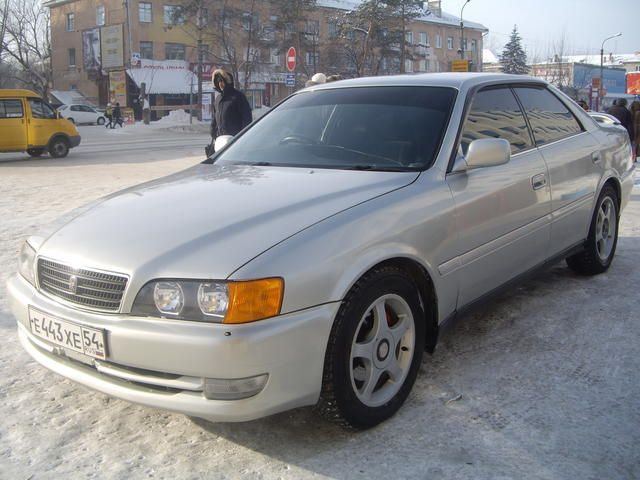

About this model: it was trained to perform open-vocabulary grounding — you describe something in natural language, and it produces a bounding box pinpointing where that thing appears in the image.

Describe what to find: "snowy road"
[0,130,639,480]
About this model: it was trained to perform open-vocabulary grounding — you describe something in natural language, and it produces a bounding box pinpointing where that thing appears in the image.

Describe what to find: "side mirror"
[214,135,234,152]
[453,138,511,172]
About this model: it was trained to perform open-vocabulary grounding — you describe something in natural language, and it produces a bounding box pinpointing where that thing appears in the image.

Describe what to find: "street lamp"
[460,0,472,60]
[599,32,622,109]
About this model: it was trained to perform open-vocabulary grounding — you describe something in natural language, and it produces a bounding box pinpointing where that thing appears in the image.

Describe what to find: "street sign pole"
[286,46,297,94]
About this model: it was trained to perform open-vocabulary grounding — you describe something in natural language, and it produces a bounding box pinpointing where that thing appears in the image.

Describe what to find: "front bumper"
[69,135,81,148]
[8,274,338,422]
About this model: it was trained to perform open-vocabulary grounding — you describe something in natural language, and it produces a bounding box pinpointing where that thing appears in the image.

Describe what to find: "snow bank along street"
[1,127,639,479]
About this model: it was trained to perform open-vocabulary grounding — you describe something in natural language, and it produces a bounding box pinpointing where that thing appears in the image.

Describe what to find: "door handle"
[592,151,601,163]
[531,173,547,190]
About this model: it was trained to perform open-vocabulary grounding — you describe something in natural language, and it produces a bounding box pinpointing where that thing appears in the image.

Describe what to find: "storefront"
[127,60,199,121]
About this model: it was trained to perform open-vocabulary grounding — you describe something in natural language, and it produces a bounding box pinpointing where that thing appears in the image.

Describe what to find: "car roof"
[303,72,547,92]
[0,89,40,98]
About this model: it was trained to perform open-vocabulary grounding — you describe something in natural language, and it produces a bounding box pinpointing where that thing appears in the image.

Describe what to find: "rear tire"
[26,148,44,157]
[49,138,70,158]
[566,184,619,275]
[316,265,425,429]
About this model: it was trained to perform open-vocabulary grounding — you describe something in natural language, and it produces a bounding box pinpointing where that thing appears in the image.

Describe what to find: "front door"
[446,86,552,308]
[0,98,28,151]
[26,97,58,148]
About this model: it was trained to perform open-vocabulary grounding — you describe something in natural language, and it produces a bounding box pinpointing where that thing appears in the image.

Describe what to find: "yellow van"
[0,89,81,158]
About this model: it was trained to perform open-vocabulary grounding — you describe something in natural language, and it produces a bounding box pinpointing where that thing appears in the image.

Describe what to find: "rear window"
[213,86,457,171]
[514,87,583,146]
[0,99,24,118]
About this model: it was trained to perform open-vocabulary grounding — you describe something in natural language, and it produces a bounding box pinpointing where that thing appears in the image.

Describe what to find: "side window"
[461,87,533,155]
[29,98,57,119]
[70,105,82,112]
[513,87,583,146]
[0,99,24,118]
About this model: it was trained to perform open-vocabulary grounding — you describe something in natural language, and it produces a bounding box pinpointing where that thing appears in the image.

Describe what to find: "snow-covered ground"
[0,132,639,479]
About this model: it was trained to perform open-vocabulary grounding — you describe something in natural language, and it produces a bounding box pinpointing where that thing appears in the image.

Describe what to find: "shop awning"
[127,64,199,95]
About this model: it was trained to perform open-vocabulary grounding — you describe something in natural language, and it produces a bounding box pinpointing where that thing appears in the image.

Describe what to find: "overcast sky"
[443,0,639,59]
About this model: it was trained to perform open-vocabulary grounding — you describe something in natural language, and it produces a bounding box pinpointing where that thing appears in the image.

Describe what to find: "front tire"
[316,266,425,429]
[97,117,105,125]
[566,184,619,275]
[49,138,70,158]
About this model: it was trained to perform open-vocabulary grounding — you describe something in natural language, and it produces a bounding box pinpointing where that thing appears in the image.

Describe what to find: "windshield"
[213,86,456,171]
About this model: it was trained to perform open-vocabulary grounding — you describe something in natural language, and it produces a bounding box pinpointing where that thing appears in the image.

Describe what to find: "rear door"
[446,86,552,307]
[0,98,28,151]
[513,87,601,255]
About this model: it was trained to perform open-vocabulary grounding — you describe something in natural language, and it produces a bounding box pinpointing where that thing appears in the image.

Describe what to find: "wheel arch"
[602,176,622,212]
[47,133,71,149]
[343,256,440,353]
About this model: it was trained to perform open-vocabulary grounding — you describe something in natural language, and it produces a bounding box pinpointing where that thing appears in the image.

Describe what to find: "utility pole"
[460,0,471,60]
[600,33,622,111]
[196,5,204,121]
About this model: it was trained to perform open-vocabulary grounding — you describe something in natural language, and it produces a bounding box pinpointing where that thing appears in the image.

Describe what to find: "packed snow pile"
[156,109,193,125]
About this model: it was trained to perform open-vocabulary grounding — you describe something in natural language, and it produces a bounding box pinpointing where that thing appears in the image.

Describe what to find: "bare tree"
[1,0,52,98]
[0,0,8,62]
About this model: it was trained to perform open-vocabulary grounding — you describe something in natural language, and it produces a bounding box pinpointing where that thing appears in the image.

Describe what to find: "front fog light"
[153,282,184,315]
[204,374,268,400]
[198,283,228,317]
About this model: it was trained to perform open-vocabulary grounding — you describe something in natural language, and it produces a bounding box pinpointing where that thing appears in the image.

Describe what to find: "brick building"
[44,0,486,110]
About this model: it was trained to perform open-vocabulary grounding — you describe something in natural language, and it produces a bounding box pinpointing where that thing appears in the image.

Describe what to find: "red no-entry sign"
[286,47,297,72]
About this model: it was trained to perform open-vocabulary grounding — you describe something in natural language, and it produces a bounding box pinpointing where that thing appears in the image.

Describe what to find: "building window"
[328,21,338,39]
[66,13,74,31]
[418,60,426,72]
[405,31,413,45]
[471,39,477,52]
[306,51,319,66]
[164,5,183,25]
[139,2,152,23]
[197,8,208,28]
[420,32,428,47]
[447,36,453,50]
[96,6,105,26]
[284,22,294,40]
[270,48,280,65]
[140,41,153,59]
[242,12,259,31]
[305,20,319,39]
[165,42,185,60]
[436,34,442,48]
[68,48,76,67]
[405,59,413,72]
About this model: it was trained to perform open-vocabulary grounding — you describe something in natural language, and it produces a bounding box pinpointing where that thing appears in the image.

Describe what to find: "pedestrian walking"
[631,100,640,161]
[608,98,633,140]
[210,69,252,142]
[112,102,124,129]
[577,99,589,111]
[104,103,113,129]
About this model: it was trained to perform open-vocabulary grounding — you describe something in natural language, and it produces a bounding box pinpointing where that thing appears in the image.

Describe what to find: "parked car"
[589,111,627,131]
[57,104,106,125]
[8,74,635,429]
[0,89,81,158]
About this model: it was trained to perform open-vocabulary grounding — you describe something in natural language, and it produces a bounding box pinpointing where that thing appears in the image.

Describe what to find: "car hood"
[38,164,418,283]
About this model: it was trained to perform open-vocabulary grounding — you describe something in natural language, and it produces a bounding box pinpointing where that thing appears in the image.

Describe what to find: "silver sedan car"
[8,73,635,429]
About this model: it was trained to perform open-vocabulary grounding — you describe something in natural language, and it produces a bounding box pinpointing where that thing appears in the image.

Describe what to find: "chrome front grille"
[37,258,128,312]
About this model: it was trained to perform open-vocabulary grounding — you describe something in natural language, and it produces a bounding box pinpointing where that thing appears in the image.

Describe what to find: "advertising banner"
[628,73,640,95]
[108,70,127,106]
[101,24,124,69]
[82,28,101,71]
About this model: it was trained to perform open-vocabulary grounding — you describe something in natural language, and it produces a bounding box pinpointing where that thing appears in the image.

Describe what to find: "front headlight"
[132,278,283,324]
[18,241,37,286]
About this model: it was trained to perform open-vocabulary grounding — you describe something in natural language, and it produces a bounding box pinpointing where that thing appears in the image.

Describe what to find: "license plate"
[28,307,107,360]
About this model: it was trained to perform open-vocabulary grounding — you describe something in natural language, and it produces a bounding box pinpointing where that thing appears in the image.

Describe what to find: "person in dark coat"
[210,69,252,140]
[112,102,124,129]
[608,98,633,140]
